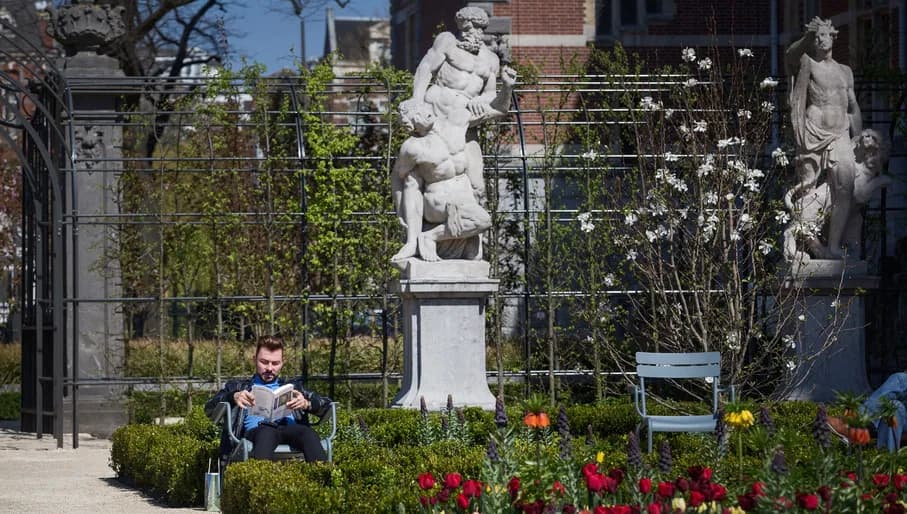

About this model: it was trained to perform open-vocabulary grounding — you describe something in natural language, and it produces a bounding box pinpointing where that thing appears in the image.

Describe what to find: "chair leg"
[647,424,653,453]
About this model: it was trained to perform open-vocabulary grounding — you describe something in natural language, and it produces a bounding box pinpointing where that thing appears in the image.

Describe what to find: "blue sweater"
[243,375,296,433]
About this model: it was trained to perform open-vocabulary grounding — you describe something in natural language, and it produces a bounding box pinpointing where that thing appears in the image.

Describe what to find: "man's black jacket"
[204,375,332,436]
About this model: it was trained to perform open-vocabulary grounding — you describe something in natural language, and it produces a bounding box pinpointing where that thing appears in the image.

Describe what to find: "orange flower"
[523,412,550,429]
[523,413,539,428]
[848,427,871,446]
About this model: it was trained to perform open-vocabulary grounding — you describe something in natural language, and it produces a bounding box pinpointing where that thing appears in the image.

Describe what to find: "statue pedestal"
[392,259,498,410]
[783,259,878,402]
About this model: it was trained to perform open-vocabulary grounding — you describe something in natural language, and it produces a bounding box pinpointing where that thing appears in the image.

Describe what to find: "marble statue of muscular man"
[787,17,862,259]
[390,6,515,262]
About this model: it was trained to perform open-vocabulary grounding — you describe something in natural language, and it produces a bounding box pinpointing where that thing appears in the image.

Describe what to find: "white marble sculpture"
[391,6,516,262]
[782,17,888,264]
[783,129,891,264]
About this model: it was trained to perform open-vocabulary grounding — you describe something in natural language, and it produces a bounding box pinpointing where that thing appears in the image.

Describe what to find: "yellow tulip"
[596,451,604,464]
[671,497,687,511]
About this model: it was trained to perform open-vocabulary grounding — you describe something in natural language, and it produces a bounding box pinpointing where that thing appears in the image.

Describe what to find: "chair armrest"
[208,401,228,424]
[311,402,338,442]
[631,385,646,417]
[217,401,243,445]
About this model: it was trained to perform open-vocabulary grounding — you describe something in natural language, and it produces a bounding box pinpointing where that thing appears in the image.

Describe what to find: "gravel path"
[0,427,202,514]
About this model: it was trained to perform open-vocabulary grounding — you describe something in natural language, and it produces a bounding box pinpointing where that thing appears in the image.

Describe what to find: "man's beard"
[457,31,483,54]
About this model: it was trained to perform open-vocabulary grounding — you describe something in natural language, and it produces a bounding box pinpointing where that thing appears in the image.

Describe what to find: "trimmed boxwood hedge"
[0,391,19,420]
[110,398,830,511]
[110,406,219,506]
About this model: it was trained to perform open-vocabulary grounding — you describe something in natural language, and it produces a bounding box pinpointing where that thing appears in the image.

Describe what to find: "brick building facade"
[390,0,905,76]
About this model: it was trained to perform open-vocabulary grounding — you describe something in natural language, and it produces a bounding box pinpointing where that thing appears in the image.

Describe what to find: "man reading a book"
[206,336,329,461]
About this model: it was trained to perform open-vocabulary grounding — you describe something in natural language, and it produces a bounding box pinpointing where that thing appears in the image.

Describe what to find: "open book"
[248,383,295,421]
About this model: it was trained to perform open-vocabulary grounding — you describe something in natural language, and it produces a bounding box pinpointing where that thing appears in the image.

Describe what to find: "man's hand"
[501,66,517,87]
[466,98,489,117]
[286,390,310,411]
[233,390,254,409]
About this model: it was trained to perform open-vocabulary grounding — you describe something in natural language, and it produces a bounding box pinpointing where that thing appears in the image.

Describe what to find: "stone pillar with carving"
[50,1,128,435]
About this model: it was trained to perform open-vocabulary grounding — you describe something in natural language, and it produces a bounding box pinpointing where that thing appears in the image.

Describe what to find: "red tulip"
[586,473,608,493]
[639,477,652,494]
[657,481,675,498]
[551,480,566,496]
[462,479,482,498]
[797,493,820,510]
[689,490,705,507]
[456,492,470,510]
[874,474,891,487]
[508,476,520,498]
[751,481,765,496]
[646,502,662,514]
[444,472,462,489]
[417,472,435,490]
[582,462,599,478]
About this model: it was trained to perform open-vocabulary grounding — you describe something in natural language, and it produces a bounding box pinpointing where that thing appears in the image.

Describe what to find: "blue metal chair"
[209,400,337,463]
[632,351,735,453]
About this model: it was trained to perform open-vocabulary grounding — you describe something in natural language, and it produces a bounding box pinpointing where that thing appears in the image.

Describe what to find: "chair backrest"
[635,351,722,414]
[636,351,721,379]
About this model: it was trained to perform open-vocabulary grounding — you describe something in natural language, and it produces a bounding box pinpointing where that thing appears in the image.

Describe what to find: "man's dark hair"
[255,336,284,355]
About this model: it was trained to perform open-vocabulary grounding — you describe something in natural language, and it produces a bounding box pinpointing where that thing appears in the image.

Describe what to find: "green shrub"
[0,391,19,419]
[220,441,484,514]
[0,343,20,385]
[110,407,219,506]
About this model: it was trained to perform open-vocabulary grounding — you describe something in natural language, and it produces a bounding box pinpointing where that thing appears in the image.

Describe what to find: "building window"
[595,0,613,37]
[620,0,638,26]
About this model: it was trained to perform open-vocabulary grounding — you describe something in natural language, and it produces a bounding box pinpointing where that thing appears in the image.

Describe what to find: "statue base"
[391,258,498,410]
[782,259,878,402]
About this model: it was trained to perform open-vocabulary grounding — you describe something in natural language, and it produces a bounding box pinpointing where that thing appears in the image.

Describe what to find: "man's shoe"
[827,416,850,445]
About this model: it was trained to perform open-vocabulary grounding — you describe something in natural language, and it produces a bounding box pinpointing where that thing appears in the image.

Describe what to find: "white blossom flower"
[578,212,595,233]
[639,96,663,111]
[582,149,598,160]
[738,48,754,58]
[761,101,775,113]
[737,109,752,120]
[645,230,657,242]
[729,230,741,241]
[744,180,760,194]
[717,137,744,148]
[682,47,696,62]
[725,332,740,351]
[677,208,689,219]
[679,123,690,136]
[760,77,779,89]
[786,360,797,371]
[698,57,712,70]
[758,239,773,255]
[704,191,718,204]
[624,212,638,226]
[797,314,806,322]
[771,147,789,166]
[725,193,735,201]
[664,108,675,118]
[774,210,791,224]
[683,78,699,88]
[603,273,616,287]
[830,299,839,308]
[738,213,752,230]
[626,249,638,261]
[693,120,707,132]
[782,334,795,349]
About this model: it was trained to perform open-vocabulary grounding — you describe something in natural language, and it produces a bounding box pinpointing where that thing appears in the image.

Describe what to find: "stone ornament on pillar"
[390,6,516,264]
[48,0,126,57]
[782,17,889,270]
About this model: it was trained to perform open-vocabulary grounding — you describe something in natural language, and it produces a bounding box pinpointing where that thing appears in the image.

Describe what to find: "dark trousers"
[246,423,327,462]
